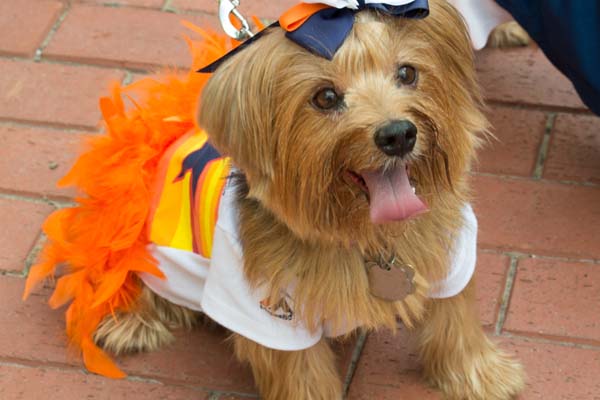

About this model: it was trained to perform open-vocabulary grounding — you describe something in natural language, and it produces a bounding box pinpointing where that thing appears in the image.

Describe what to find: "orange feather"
[23,23,236,378]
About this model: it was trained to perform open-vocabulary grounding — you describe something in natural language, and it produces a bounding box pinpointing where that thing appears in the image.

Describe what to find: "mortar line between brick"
[0,54,31,62]
[0,357,84,374]
[162,0,175,12]
[342,330,369,397]
[157,1,217,17]
[40,55,155,74]
[0,116,100,133]
[0,119,100,134]
[34,4,72,62]
[121,71,134,86]
[499,332,600,351]
[177,8,220,18]
[126,381,258,398]
[0,54,147,78]
[0,270,25,278]
[0,357,255,397]
[478,248,599,265]
[124,373,258,396]
[486,100,591,116]
[88,2,163,11]
[470,171,599,188]
[494,255,519,335]
[209,392,258,400]
[23,234,48,277]
[532,112,557,180]
[206,390,259,399]
[0,191,74,208]
[0,356,258,396]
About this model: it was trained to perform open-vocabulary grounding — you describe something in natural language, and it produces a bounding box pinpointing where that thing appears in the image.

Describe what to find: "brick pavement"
[0,1,599,399]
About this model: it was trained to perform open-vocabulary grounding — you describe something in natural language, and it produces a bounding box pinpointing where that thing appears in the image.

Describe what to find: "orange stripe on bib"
[148,130,230,257]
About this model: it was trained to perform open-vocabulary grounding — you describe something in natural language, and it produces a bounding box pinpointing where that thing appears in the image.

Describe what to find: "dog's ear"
[198,30,283,183]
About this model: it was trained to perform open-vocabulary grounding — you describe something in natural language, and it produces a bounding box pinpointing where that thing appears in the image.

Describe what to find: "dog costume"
[23,1,496,378]
[140,131,478,353]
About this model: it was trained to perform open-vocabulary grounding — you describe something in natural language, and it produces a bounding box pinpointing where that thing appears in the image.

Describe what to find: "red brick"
[503,337,600,399]
[0,126,84,199]
[171,0,297,20]
[0,0,63,57]
[0,364,211,400]
[544,113,600,184]
[346,326,441,400]
[44,5,217,70]
[476,106,547,177]
[2,274,257,392]
[74,0,164,7]
[119,331,356,393]
[504,259,600,344]
[0,276,70,364]
[0,59,123,129]
[475,252,510,327]
[0,198,54,272]
[117,327,257,392]
[472,175,600,259]
[476,46,587,111]
[7,269,359,394]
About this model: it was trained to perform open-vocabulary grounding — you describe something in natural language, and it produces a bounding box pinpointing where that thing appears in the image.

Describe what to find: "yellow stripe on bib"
[148,130,230,257]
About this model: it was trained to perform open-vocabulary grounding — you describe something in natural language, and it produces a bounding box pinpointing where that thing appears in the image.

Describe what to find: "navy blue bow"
[286,1,429,60]
[199,1,429,73]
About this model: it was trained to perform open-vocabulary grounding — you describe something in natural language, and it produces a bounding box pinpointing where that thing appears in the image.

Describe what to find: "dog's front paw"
[426,339,525,400]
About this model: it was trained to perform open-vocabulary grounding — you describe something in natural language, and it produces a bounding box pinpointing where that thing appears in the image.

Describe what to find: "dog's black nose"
[374,120,418,157]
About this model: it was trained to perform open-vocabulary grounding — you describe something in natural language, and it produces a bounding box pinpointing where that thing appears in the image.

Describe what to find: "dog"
[25,1,525,399]
[447,0,530,49]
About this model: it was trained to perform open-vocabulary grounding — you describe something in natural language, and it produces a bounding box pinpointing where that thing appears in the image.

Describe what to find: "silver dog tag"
[368,260,416,302]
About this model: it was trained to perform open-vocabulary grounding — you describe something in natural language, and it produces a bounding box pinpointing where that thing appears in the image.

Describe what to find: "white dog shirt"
[141,185,477,350]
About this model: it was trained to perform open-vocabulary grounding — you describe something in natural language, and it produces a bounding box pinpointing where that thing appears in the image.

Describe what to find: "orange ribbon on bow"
[279,3,331,32]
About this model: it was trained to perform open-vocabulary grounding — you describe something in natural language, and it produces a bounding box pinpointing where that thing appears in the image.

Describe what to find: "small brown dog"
[31,1,525,399]
[197,2,525,399]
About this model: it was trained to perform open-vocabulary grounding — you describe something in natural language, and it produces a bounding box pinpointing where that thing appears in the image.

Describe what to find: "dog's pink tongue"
[362,167,428,223]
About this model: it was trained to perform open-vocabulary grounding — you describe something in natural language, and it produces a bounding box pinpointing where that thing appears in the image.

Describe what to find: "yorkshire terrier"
[27,0,525,399]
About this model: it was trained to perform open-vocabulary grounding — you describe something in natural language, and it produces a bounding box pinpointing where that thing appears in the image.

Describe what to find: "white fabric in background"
[448,0,512,49]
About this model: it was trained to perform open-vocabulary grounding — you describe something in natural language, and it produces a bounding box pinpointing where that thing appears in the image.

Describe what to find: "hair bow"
[199,0,429,73]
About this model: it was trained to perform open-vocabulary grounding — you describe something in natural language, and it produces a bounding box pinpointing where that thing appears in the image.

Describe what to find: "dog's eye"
[397,65,418,86]
[312,87,342,111]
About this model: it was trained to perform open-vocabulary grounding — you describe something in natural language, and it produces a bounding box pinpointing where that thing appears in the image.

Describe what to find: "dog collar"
[199,0,429,73]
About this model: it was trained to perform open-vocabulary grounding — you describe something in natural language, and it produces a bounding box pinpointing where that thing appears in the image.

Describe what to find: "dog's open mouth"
[346,164,428,223]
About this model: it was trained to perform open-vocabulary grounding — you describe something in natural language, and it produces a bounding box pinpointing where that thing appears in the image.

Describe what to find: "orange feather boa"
[22,22,242,379]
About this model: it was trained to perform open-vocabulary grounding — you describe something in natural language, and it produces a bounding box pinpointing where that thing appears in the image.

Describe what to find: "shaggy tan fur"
[234,335,342,399]
[419,279,525,399]
[96,1,525,398]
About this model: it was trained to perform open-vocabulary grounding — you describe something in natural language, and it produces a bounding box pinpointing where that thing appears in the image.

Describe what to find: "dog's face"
[200,0,486,245]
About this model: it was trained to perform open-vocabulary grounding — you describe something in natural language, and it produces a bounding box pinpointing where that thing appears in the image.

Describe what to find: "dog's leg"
[418,279,525,400]
[233,334,342,400]
[94,285,198,355]
[488,21,530,48]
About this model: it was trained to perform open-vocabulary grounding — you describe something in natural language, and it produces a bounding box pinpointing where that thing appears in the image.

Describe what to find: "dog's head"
[199,0,486,244]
